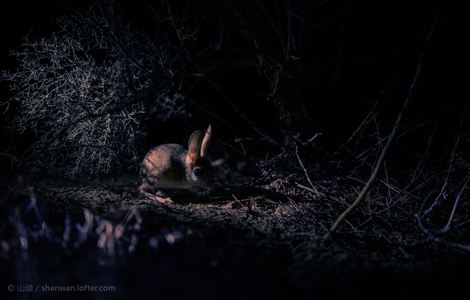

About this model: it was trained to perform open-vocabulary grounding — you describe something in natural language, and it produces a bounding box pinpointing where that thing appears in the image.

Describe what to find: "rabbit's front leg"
[139,181,173,204]
[154,190,173,203]
[143,191,173,204]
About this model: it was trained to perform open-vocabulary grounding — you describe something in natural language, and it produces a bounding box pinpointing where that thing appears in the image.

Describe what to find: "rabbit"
[138,125,213,203]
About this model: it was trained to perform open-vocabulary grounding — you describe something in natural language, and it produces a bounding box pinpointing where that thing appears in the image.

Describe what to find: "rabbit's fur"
[138,125,213,200]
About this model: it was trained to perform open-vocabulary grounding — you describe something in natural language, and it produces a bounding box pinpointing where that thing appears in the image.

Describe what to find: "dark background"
[1,0,468,171]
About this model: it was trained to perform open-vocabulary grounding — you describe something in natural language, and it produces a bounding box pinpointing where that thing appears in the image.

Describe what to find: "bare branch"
[329,15,439,232]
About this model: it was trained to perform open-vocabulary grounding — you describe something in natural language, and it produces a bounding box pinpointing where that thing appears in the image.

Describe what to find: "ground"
[1,152,470,299]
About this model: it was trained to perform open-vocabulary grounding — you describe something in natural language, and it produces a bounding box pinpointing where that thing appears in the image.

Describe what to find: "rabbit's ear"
[200,125,212,158]
[187,130,203,164]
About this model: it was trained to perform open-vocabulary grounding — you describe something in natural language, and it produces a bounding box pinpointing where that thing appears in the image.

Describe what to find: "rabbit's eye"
[193,167,205,177]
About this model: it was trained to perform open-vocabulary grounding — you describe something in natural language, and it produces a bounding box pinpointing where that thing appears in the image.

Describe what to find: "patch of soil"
[2,148,470,299]
[4,168,463,299]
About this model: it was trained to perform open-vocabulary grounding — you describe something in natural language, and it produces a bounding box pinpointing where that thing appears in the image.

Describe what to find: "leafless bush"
[0,2,189,175]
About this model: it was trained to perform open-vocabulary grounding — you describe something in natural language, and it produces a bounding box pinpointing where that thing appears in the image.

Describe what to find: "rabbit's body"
[140,144,189,191]
[138,126,213,201]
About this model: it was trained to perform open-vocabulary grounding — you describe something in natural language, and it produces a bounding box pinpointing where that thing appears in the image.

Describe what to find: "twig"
[441,175,470,232]
[422,135,459,216]
[295,145,320,197]
[329,15,439,233]
[339,75,394,149]
[296,183,318,195]
[0,152,19,163]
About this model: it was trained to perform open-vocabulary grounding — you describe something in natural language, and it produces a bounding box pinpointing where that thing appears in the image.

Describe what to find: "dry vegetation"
[2,142,469,268]
[0,1,469,297]
[0,2,190,175]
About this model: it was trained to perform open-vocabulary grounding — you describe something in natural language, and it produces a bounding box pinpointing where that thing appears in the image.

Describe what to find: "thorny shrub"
[0,4,189,175]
